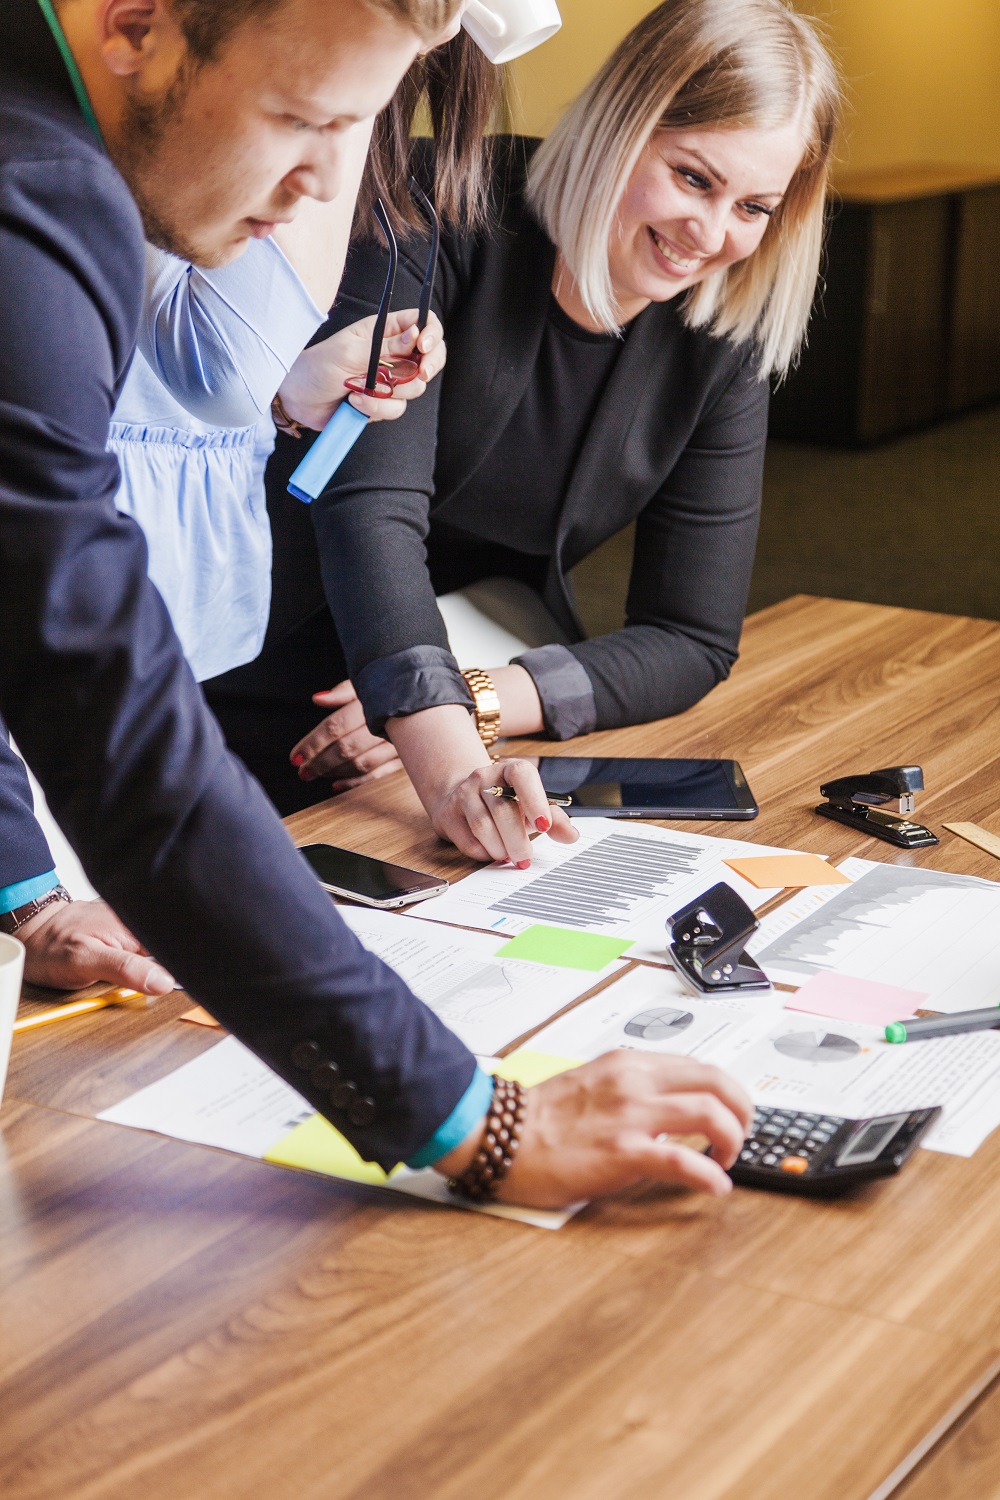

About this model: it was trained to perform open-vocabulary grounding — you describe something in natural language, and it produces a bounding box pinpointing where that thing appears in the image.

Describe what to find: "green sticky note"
[495,924,632,971]
[265,1113,397,1186]
[495,1050,584,1087]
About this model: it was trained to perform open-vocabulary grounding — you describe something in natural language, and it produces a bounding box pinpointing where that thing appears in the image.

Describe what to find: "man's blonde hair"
[526,0,841,378]
[166,0,462,60]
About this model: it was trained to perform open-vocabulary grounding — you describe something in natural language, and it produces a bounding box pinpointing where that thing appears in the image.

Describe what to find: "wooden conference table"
[3,595,1000,1500]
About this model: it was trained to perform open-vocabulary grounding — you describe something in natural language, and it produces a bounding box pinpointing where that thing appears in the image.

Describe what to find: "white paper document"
[528,964,782,1064]
[99,1038,576,1230]
[753,857,1000,1011]
[411,819,806,965]
[721,1013,1000,1156]
[336,904,625,1055]
[523,967,1000,1158]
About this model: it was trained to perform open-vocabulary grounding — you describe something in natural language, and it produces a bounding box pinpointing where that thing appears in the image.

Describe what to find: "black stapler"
[815,765,938,849]
[666,882,771,995]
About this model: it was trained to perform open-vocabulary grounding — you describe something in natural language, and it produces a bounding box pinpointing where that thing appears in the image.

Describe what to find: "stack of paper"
[410,819,818,964]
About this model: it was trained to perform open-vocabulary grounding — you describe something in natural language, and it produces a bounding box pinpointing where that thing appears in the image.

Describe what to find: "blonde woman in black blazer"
[206,0,841,866]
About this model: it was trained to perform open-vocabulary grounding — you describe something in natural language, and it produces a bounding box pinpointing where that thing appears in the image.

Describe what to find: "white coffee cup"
[462,0,562,64]
[0,933,25,1109]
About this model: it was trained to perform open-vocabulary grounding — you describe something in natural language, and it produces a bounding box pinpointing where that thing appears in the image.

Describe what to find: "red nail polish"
[536,817,550,832]
[298,766,314,781]
[517,859,531,870]
[291,753,305,767]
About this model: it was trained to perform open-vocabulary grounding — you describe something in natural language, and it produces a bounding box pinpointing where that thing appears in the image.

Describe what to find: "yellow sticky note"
[495,1050,583,1087]
[723,853,851,889]
[264,1113,394,1186]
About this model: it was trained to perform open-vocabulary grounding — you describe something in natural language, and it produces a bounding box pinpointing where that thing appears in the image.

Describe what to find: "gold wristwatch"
[461,668,502,755]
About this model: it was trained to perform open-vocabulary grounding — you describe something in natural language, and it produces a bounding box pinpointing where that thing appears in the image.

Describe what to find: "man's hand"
[277,309,446,431]
[436,1053,753,1209]
[291,680,402,790]
[19,899,176,994]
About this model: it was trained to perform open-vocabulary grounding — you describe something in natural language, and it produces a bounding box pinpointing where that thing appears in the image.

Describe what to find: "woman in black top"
[205,0,840,865]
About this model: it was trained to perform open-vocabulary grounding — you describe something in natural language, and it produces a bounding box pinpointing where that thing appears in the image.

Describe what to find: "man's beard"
[116,65,224,267]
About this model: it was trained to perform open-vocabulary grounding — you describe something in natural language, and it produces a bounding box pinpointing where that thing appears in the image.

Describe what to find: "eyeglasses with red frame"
[343,181,441,400]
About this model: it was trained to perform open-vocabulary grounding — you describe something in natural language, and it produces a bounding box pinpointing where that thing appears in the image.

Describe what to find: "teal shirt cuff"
[406,1065,494,1170]
[0,870,58,915]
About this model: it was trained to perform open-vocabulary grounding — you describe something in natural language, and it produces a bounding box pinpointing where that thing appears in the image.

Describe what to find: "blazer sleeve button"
[348,1096,376,1127]
[310,1060,341,1090]
[330,1079,359,1110]
[291,1041,321,1070]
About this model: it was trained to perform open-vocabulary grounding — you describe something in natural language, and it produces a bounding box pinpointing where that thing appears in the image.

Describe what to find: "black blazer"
[0,0,474,1168]
[312,137,768,740]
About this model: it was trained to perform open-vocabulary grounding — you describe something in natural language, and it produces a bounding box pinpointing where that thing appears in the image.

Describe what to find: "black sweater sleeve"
[311,240,475,734]
[566,354,768,728]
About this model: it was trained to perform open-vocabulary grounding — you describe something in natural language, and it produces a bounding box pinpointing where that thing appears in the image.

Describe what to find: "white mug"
[0,933,25,1109]
[462,0,562,64]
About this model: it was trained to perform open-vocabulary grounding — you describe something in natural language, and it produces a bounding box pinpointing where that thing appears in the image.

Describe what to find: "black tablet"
[534,757,759,820]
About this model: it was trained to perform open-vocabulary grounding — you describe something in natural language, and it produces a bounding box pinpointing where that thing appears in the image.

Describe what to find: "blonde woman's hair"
[526,0,841,378]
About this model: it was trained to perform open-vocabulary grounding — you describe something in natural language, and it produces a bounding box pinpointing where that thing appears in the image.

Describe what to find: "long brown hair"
[354,30,509,240]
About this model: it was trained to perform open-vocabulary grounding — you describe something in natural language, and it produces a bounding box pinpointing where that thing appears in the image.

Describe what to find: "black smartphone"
[533,757,759,820]
[298,843,448,909]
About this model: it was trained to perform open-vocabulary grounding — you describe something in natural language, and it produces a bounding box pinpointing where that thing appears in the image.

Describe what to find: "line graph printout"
[337,905,625,1056]
[753,857,1000,1012]
[411,819,802,965]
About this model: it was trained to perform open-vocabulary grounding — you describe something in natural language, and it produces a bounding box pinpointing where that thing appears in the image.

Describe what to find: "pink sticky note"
[786,972,927,1026]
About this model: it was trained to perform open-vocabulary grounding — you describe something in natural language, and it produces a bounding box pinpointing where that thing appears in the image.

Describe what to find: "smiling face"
[114,0,425,265]
[607,119,807,323]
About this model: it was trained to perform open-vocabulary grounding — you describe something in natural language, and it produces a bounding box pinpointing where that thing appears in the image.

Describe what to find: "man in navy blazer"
[0,0,750,1206]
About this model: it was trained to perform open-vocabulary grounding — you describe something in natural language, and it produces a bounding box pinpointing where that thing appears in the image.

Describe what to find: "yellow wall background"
[509,0,1000,175]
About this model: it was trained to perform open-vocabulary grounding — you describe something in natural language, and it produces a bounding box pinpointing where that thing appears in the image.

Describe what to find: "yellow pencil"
[12,988,148,1033]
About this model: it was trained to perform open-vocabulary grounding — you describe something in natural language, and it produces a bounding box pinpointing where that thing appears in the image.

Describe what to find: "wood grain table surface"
[3,595,1000,1500]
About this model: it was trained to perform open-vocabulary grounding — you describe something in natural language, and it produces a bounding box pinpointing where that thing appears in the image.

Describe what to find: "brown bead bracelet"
[447,1075,527,1202]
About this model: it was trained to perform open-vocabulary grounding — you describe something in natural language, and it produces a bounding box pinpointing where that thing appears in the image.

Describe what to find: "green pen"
[885,1005,1000,1043]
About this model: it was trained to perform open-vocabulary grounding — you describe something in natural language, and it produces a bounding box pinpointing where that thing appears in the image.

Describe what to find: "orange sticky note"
[180,1005,222,1029]
[723,853,851,890]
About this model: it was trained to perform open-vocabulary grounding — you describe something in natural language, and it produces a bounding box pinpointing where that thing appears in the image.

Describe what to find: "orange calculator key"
[780,1156,810,1174]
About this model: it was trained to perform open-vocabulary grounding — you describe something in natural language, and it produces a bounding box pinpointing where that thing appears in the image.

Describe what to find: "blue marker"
[288,182,440,505]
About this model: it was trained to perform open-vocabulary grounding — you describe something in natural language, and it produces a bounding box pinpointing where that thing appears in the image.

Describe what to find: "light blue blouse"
[110,240,324,682]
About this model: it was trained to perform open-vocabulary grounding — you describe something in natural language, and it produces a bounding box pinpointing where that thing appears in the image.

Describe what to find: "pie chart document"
[410,819,806,965]
[752,857,1000,1011]
[519,960,1000,1157]
[528,963,784,1064]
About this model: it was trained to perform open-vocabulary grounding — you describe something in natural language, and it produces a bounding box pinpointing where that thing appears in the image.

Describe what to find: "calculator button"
[820,1119,841,1131]
[780,1156,810,1174]
[739,1149,758,1163]
[761,1153,779,1166]
[783,1127,807,1142]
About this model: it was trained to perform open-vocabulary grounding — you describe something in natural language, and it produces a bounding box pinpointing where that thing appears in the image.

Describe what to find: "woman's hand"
[387,703,580,865]
[277,308,446,431]
[290,681,402,791]
[429,755,579,866]
[435,1052,754,1209]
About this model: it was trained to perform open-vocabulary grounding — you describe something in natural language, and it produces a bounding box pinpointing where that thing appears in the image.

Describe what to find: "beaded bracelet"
[447,1075,526,1201]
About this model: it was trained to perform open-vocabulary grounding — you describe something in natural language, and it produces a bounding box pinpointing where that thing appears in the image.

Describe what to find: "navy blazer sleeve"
[0,98,474,1168]
[0,724,54,889]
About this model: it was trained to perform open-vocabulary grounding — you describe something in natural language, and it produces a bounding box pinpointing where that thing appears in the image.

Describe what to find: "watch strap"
[461,667,502,754]
[0,885,72,936]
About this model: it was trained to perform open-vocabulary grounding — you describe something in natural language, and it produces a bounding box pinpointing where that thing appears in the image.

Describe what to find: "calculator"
[729,1105,942,1195]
